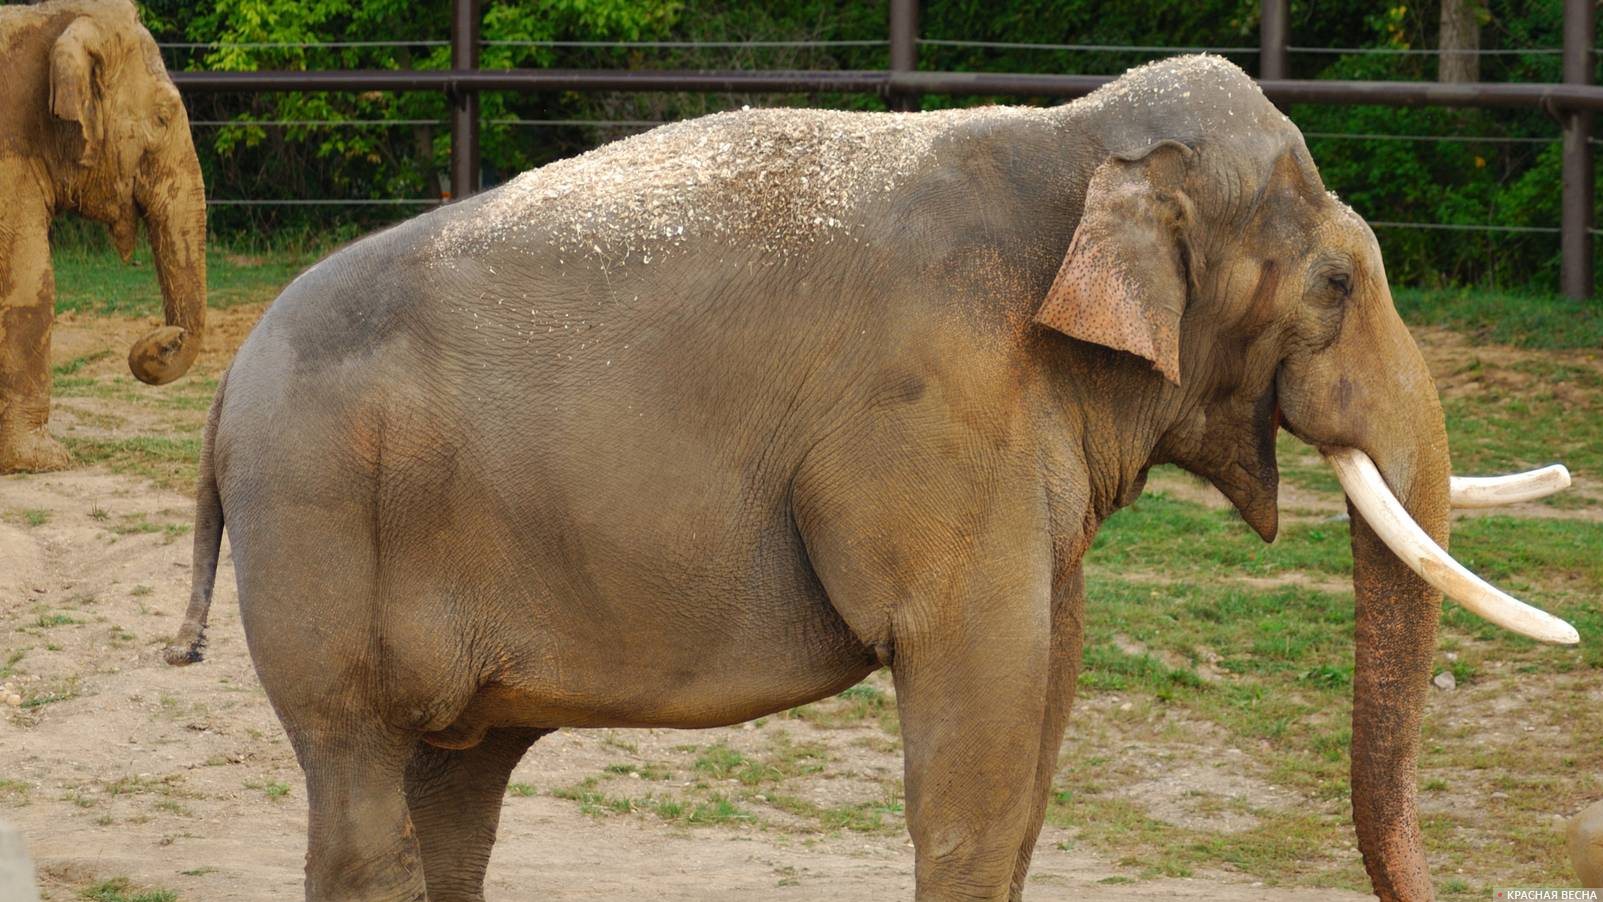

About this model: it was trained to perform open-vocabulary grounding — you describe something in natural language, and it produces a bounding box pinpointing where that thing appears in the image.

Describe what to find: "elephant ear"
[1035,141,1195,386]
[50,17,108,169]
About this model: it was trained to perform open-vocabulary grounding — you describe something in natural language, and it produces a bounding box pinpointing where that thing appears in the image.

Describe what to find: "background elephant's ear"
[1035,142,1195,385]
[49,17,107,168]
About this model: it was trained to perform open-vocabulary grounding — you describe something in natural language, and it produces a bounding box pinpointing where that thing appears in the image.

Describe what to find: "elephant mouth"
[1321,446,1578,645]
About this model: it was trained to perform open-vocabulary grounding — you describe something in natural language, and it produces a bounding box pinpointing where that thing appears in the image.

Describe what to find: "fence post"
[1562,0,1594,300]
[1260,0,1288,80]
[888,0,920,112]
[450,0,481,200]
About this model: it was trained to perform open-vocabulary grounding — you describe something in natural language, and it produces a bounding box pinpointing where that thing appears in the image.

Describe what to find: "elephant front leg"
[0,203,69,474]
[895,590,1051,902]
[1008,566,1086,901]
[405,726,552,902]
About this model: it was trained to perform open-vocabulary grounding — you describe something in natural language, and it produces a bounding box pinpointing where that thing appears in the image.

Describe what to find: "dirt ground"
[0,304,1586,901]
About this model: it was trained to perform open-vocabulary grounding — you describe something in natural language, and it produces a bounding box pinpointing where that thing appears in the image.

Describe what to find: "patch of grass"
[53,243,313,316]
[784,678,899,733]
[0,649,24,681]
[52,350,112,377]
[507,783,538,797]
[79,877,179,902]
[17,509,49,528]
[551,780,755,827]
[0,779,32,804]
[108,513,194,544]
[1092,491,1354,581]
[767,792,905,834]
[244,779,290,800]
[1394,286,1603,350]
[603,762,673,781]
[61,435,200,494]
[35,613,80,628]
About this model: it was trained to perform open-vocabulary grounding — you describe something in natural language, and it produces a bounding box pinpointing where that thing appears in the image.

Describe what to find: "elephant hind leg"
[293,724,429,902]
[405,727,551,902]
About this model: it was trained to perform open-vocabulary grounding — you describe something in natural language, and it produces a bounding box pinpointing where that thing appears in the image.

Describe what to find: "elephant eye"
[1326,273,1352,297]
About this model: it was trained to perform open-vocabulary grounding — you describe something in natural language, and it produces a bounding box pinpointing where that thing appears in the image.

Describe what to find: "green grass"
[1394,286,1603,349]
[1076,461,1600,896]
[60,436,201,494]
[80,877,178,902]
[244,780,291,800]
[51,243,313,316]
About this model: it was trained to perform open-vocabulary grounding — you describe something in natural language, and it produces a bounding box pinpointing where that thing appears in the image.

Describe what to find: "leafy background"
[64,1,1603,293]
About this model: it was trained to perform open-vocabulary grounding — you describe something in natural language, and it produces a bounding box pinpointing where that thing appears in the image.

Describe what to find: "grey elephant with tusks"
[0,0,208,473]
[163,55,1577,902]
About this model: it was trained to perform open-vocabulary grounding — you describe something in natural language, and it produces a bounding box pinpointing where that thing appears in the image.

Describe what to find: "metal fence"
[167,0,1602,298]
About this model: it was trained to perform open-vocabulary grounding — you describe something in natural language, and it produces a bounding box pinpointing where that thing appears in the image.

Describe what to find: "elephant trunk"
[131,143,206,386]
[1312,306,1574,900]
[1345,425,1448,902]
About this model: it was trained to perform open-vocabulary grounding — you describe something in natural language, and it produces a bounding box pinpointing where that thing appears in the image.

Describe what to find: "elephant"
[164,55,1576,902]
[1572,798,1603,887]
[0,0,207,473]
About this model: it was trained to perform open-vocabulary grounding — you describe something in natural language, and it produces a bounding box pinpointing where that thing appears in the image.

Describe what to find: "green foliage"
[123,0,1600,293]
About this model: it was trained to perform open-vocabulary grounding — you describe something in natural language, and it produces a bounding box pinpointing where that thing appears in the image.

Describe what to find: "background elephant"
[1572,799,1603,887]
[165,55,1569,902]
[0,0,207,473]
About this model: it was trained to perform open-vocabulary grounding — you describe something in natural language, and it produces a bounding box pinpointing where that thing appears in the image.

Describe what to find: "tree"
[1438,0,1482,82]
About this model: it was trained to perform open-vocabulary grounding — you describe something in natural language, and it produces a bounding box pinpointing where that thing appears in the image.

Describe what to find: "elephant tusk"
[1450,464,1571,508]
[1326,447,1580,645]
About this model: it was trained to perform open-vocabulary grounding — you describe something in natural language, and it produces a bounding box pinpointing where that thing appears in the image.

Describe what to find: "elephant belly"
[427,571,880,737]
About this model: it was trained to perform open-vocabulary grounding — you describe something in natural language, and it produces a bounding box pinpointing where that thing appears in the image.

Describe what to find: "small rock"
[1445,652,1459,662]
[1432,671,1457,691]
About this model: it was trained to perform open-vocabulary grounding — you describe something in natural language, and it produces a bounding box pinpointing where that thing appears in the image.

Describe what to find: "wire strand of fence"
[1288,45,1563,55]
[478,39,888,48]
[206,199,443,206]
[189,118,666,128]
[1304,131,1556,144]
[158,40,450,49]
[490,118,663,127]
[190,119,448,127]
[1368,221,1558,233]
[916,39,1258,53]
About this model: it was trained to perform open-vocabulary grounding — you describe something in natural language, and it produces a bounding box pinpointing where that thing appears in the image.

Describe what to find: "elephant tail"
[164,369,228,667]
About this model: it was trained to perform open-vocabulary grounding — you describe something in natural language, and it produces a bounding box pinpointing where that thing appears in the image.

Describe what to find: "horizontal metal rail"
[169,68,1603,113]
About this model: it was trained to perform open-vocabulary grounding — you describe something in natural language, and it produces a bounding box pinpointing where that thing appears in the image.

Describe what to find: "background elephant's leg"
[0,195,69,473]
[405,726,551,902]
[294,725,428,902]
[893,584,1051,901]
[1008,567,1086,902]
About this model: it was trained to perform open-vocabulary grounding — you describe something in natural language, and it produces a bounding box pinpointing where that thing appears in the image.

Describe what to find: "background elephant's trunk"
[1346,394,1450,902]
[131,144,206,386]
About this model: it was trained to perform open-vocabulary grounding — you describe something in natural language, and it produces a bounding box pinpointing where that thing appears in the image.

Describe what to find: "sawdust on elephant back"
[431,103,1062,265]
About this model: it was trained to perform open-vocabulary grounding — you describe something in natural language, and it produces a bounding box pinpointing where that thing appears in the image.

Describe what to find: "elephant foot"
[0,429,70,474]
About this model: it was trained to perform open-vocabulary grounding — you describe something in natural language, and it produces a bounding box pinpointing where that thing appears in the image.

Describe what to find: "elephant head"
[1045,57,1576,901]
[45,0,205,384]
